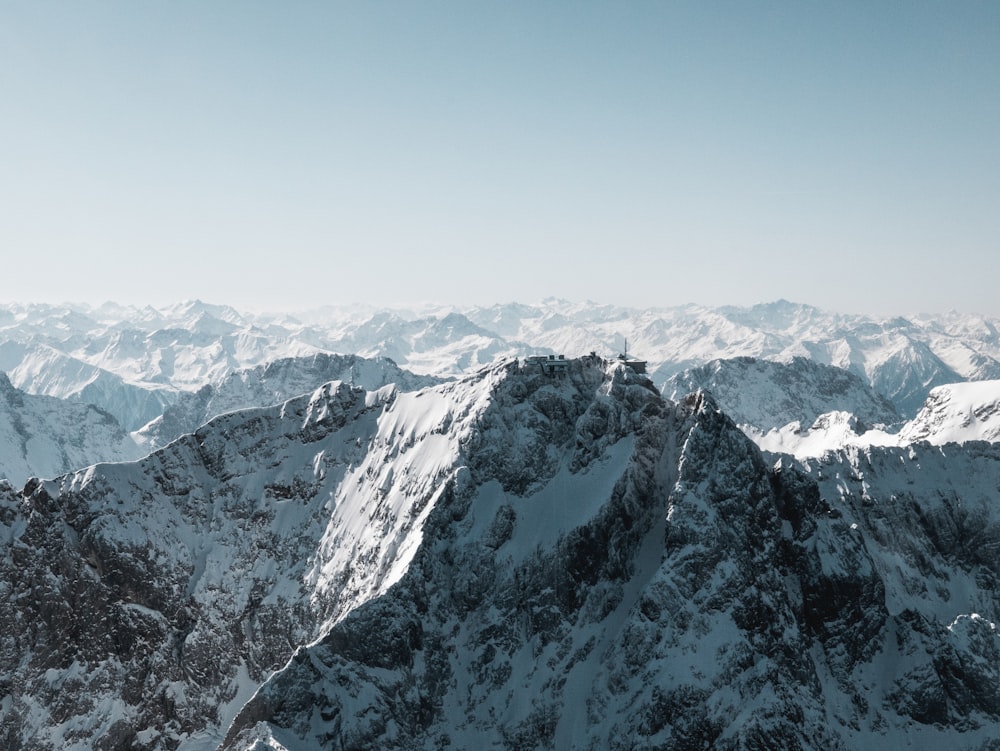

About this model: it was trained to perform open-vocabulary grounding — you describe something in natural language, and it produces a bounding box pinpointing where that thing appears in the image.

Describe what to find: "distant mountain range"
[664,356,1000,459]
[2,298,1000,482]
[2,299,999,433]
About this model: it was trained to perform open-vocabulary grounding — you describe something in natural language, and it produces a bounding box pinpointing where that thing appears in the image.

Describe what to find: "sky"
[1,1,998,316]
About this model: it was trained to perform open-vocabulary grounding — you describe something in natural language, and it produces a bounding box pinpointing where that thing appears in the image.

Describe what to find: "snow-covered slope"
[0,364,495,750]
[791,442,1000,745]
[661,356,908,460]
[0,372,143,483]
[0,341,176,432]
[753,380,1000,459]
[135,353,445,451]
[664,356,900,434]
[3,357,998,750]
[898,380,1000,445]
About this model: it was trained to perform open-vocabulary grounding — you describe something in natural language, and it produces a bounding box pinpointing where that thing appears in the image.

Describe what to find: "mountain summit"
[2,356,997,750]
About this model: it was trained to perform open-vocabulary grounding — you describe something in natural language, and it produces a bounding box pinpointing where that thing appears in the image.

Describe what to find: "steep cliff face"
[214,395,817,749]
[1,358,998,750]
[0,382,388,750]
[0,358,596,749]
[796,443,1000,732]
[222,374,998,750]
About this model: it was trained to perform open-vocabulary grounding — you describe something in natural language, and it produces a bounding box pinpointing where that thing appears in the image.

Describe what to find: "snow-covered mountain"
[465,299,1000,417]
[751,378,1000,459]
[135,353,445,451]
[326,310,514,375]
[664,356,900,434]
[898,380,1000,445]
[0,302,329,430]
[0,372,143,482]
[662,356,907,459]
[0,340,176,432]
[2,357,997,749]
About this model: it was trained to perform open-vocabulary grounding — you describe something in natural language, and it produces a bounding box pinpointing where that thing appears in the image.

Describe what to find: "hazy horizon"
[1,295,994,323]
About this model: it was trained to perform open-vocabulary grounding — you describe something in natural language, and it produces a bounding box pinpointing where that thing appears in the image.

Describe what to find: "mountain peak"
[3,341,1000,748]
[899,379,1000,444]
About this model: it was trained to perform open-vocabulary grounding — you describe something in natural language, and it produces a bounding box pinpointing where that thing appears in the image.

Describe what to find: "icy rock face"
[223,376,999,749]
[796,442,1000,739]
[136,353,444,451]
[0,378,418,750]
[665,356,900,434]
[0,372,144,483]
[0,359,523,750]
[3,356,1000,751]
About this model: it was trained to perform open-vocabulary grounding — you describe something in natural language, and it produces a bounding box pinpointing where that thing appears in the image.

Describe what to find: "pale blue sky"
[1,2,997,315]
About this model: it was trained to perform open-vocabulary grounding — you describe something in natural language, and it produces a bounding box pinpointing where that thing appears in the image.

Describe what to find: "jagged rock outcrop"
[221,384,880,750]
[0,361,515,750]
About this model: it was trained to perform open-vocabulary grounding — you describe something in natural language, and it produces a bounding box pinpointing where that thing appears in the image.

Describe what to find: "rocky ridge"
[224,382,1000,751]
[2,357,997,749]
[898,380,1000,445]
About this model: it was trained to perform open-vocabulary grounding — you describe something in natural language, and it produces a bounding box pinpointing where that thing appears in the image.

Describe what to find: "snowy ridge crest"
[223,378,1000,751]
[136,353,444,452]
